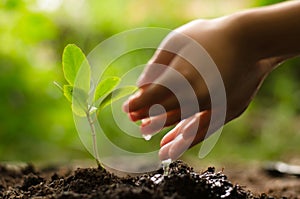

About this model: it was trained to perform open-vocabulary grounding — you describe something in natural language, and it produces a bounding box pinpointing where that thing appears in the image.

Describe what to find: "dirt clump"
[0,160,291,199]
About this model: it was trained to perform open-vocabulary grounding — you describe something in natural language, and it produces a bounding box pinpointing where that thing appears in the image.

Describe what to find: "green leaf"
[93,76,120,102]
[62,44,86,86]
[63,85,73,102]
[63,85,88,117]
[72,87,89,117]
[99,86,138,111]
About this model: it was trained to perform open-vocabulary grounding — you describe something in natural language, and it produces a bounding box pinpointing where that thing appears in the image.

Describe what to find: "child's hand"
[123,1,300,160]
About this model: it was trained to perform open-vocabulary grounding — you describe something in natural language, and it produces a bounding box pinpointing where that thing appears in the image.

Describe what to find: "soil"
[0,160,298,199]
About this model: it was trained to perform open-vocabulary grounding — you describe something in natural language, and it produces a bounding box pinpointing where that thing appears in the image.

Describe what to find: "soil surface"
[0,160,298,199]
[223,162,300,199]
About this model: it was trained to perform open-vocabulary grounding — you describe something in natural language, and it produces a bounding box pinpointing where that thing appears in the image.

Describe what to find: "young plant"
[54,44,137,167]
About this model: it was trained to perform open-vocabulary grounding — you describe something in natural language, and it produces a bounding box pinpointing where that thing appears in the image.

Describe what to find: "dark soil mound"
[0,160,280,199]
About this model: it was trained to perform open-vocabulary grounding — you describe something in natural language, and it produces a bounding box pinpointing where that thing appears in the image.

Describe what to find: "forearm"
[232,1,300,61]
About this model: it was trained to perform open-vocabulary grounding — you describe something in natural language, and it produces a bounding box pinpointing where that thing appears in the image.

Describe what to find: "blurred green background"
[1,0,299,165]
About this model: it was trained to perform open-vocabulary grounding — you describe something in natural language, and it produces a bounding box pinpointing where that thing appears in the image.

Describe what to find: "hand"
[123,15,294,160]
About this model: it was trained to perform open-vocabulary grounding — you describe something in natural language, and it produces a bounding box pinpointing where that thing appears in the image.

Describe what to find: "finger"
[189,114,224,149]
[182,108,226,148]
[192,123,223,146]
[162,123,216,161]
[126,55,203,118]
[139,102,203,135]
[127,95,186,122]
[137,50,176,87]
[140,109,181,135]
[122,89,143,113]
[160,109,224,160]
[158,112,209,160]
[124,47,211,126]
[159,141,174,161]
[126,90,204,122]
[168,134,194,160]
[126,93,179,121]
[158,112,210,161]
[181,110,211,140]
[122,84,172,114]
[160,118,192,147]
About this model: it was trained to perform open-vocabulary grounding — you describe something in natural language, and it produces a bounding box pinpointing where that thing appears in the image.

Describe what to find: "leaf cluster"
[55,44,137,116]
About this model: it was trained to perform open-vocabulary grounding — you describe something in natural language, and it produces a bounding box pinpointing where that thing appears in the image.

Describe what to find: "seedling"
[54,44,137,167]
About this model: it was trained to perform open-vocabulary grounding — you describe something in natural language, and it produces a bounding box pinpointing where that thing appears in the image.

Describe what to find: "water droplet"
[142,134,152,141]
[162,158,172,176]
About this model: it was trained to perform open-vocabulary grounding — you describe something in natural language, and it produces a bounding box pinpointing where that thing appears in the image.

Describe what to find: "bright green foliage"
[59,84,89,117]
[71,87,89,117]
[94,77,120,102]
[63,44,87,86]
[60,44,137,117]
[63,85,73,102]
[58,44,137,166]
[60,44,135,116]
[61,44,90,116]
[62,85,89,116]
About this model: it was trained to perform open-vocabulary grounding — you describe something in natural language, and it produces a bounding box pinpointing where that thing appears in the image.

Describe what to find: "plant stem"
[86,112,101,167]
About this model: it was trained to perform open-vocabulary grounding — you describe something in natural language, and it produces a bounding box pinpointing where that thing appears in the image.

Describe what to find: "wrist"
[224,10,263,63]
[228,1,300,62]
[212,12,259,65]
